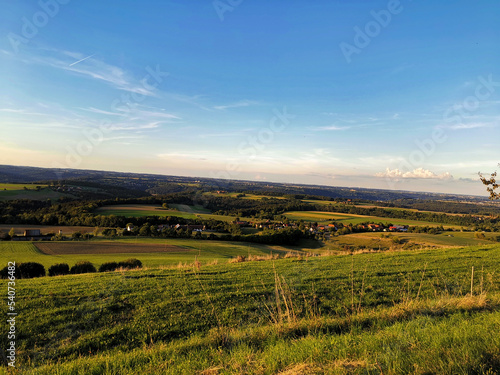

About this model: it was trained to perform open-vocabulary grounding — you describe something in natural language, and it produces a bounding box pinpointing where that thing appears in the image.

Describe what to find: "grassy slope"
[1,245,500,374]
[0,183,48,190]
[0,239,296,270]
[0,188,68,201]
[0,225,96,236]
[325,231,496,251]
[284,210,463,228]
[94,204,237,222]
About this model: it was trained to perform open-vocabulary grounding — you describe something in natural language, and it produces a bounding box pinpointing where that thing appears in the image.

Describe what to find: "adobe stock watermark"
[382,74,499,189]
[213,0,243,21]
[191,107,294,210]
[443,74,500,126]
[51,65,168,180]
[210,106,294,180]
[5,262,17,368]
[381,127,448,190]
[8,0,71,53]
[340,0,406,64]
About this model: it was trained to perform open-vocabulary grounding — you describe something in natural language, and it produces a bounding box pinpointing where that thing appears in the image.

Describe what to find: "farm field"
[94,204,198,219]
[0,225,96,236]
[0,183,47,190]
[284,210,463,229]
[302,200,469,216]
[1,244,500,374]
[301,199,340,206]
[0,238,296,270]
[94,204,238,222]
[0,184,68,201]
[205,192,286,200]
[325,231,498,252]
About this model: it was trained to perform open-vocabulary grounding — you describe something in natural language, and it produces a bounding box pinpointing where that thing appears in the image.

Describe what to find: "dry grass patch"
[278,363,323,374]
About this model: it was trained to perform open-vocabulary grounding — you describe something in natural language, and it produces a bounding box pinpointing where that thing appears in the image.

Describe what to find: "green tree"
[71,232,83,241]
[229,223,242,236]
[139,225,150,237]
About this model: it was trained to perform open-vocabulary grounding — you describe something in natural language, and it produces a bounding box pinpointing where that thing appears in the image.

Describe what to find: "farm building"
[12,229,52,241]
[389,225,408,232]
[24,229,41,237]
[174,224,205,232]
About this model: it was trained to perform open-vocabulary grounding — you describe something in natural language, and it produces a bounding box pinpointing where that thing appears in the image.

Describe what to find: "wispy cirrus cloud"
[0,108,25,113]
[437,122,494,131]
[79,104,181,122]
[78,107,126,116]
[213,99,258,110]
[313,125,351,131]
[0,108,48,116]
[22,49,157,96]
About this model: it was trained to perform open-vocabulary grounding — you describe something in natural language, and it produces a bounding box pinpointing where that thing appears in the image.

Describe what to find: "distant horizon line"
[0,163,490,200]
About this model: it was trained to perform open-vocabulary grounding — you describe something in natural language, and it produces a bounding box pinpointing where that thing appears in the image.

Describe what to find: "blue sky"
[1,0,499,196]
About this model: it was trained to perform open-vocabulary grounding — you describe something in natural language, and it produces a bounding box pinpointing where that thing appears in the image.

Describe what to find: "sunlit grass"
[1,244,499,373]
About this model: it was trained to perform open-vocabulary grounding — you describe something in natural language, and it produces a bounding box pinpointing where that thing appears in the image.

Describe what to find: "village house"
[368,224,382,231]
[174,224,205,232]
[233,220,250,226]
[389,225,408,232]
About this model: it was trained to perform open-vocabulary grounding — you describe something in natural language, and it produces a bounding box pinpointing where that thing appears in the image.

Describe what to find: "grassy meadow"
[324,231,498,252]
[0,184,67,201]
[284,210,462,229]
[94,204,238,222]
[204,192,286,200]
[1,244,499,374]
[0,239,297,270]
[0,225,96,236]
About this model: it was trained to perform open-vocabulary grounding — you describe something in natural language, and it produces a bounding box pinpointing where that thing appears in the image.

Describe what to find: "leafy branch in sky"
[479,165,500,200]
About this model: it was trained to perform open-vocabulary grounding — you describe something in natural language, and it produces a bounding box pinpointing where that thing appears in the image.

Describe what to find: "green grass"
[168,203,211,214]
[301,199,340,206]
[284,210,462,229]
[323,231,498,251]
[0,186,68,201]
[94,204,238,222]
[204,192,286,200]
[0,183,48,190]
[94,204,199,219]
[0,238,295,270]
[1,244,500,373]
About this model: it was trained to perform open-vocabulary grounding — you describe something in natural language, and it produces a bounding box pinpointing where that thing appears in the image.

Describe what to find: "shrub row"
[0,262,45,279]
[98,258,142,272]
[0,258,142,279]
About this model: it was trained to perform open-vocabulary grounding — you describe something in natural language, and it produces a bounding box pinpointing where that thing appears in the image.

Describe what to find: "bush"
[0,265,21,279]
[391,236,402,244]
[18,262,46,278]
[117,258,142,269]
[99,262,118,272]
[70,261,96,274]
[48,263,70,276]
[3,262,47,279]
[229,255,246,263]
